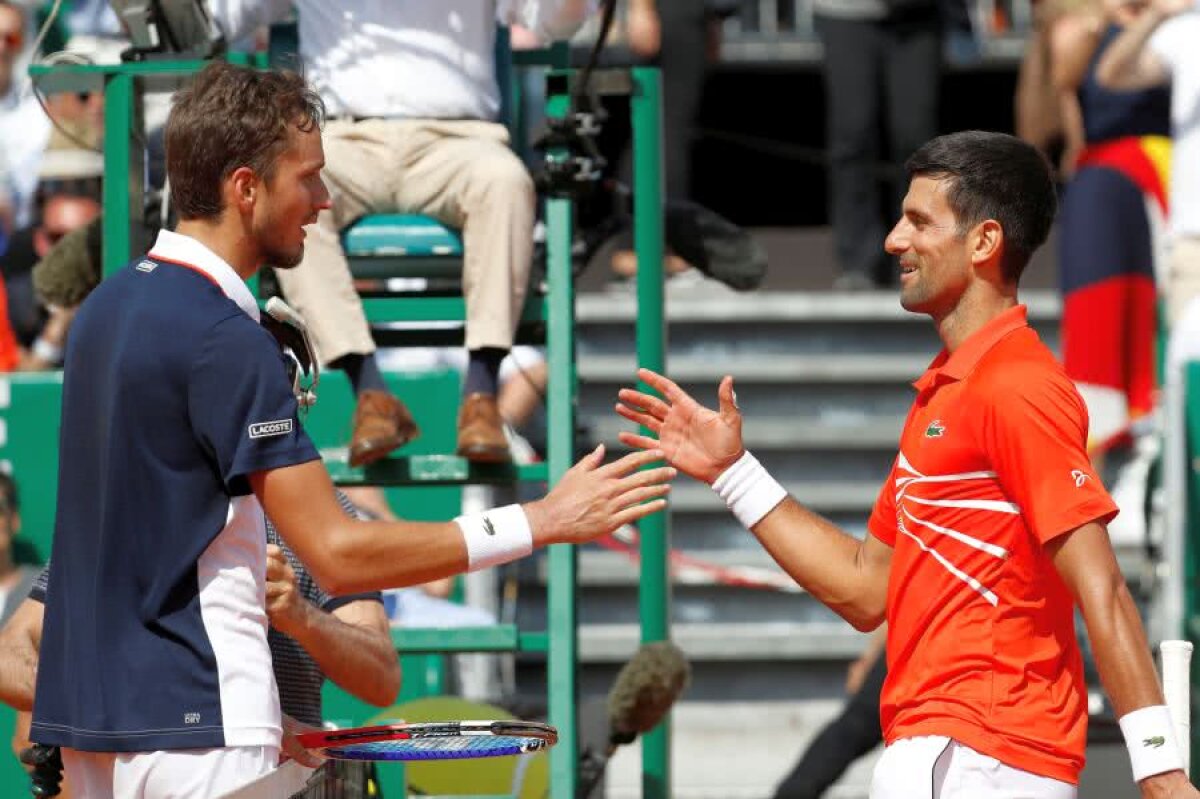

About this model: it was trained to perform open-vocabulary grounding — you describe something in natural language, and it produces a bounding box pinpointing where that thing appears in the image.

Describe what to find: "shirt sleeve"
[188,314,319,495]
[1147,16,1192,75]
[975,370,1119,545]
[867,457,901,547]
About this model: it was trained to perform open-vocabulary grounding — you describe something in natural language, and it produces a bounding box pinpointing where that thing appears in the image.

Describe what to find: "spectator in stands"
[210,1,596,466]
[607,0,714,284]
[0,473,37,626]
[771,628,886,799]
[0,1,51,236]
[3,191,100,369]
[815,0,942,291]
[1015,1,1073,174]
[0,490,399,795]
[1095,0,1200,326]
[1051,0,1170,469]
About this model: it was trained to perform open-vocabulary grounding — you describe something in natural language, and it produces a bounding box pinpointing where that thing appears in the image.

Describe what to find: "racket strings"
[327,734,551,762]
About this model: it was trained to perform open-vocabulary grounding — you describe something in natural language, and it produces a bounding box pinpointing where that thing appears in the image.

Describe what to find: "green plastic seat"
[342,213,464,258]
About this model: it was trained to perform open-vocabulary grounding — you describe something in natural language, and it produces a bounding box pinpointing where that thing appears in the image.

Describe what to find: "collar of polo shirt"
[147,230,261,322]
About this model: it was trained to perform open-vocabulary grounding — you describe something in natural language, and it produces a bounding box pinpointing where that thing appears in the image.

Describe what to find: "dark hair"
[905,130,1057,283]
[165,61,324,221]
[0,471,18,513]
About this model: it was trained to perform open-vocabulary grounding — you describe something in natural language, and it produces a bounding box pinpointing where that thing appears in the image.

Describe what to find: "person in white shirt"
[211,1,594,468]
[0,1,51,236]
[1095,0,1200,326]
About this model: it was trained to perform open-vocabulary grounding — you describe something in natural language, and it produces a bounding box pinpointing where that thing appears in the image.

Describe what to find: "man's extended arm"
[252,446,671,597]
[265,545,400,708]
[0,597,43,712]
[616,369,892,630]
[1093,0,1187,90]
[742,502,892,631]
[1050,521,1197,798]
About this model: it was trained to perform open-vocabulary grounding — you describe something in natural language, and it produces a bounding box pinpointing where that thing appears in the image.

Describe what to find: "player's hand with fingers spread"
[265,544,309,639]
[616,368,745,484]
[523,444,674,546]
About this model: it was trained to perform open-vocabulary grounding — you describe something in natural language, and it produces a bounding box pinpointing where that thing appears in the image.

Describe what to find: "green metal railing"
[631,66,672,798]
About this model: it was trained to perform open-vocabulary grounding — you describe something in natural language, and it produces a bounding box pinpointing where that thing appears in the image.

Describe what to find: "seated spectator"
[3,189,100,368]
[0,1,52,235]
[211,1,595,466]
[0,472,37,626]
[1094,0,1200,327]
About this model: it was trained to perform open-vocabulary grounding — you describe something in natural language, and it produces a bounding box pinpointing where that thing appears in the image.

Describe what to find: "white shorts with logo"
[870,736,1076,799]
[62,745,279,799]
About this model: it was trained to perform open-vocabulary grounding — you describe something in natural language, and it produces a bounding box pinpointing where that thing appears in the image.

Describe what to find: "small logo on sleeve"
[184,712,201,725]
[482,516,496,536]
[1143,735,1165,748]
[1070,469,1090,488]
[135,260,157,273]
[248,419,293,439]
[924,420,945,438]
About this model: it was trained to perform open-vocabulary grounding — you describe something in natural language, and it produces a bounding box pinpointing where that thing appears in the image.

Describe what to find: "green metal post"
[631,65,671,799]
[545,81,579,798]
[102,73,135,276]
[1185,364,1200,770]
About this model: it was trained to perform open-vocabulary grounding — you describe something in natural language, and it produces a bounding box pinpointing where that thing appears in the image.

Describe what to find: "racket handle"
[1161,639,1193,776]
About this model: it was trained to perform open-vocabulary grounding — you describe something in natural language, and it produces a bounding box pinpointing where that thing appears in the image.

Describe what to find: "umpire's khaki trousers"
[275,118,536,362]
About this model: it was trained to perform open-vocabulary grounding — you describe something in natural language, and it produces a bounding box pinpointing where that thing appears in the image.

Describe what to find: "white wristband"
[711,450,788,529]
[31,337,63,365]
[1119,705,1186,782]
[455,504,533,572]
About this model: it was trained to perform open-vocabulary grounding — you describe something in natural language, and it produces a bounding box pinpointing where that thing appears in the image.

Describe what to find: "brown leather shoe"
[456,393,511,463]
[348,389,420,468]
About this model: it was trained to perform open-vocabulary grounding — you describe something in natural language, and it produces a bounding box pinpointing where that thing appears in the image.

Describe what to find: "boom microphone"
[578,641,691,798]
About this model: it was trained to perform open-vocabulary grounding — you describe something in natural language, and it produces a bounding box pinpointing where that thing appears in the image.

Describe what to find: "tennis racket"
[296,720,558,762]
[1161,639,1193,776]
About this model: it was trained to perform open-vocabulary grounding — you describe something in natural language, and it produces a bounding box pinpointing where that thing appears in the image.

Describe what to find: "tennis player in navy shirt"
[30,62,673,798]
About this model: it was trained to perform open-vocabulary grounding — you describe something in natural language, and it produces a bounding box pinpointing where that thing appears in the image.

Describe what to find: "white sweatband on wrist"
[31,337,63,365]
[1119,705,1185,782]
[711,450,788,529]
[454,504,533,572]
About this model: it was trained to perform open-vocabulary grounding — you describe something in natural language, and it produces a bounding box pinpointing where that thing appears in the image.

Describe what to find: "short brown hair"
[165,61,324,220]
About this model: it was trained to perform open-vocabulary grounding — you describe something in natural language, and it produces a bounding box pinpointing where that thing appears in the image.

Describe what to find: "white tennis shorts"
[61,744,278,799]
[870,736,1077,799]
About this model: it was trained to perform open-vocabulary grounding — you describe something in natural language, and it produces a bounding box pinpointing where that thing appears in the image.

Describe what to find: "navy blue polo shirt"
[31,230,320,753]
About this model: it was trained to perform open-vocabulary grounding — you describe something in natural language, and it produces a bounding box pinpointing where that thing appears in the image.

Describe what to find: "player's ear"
[969,219,1003,269]
[228,166,259,213]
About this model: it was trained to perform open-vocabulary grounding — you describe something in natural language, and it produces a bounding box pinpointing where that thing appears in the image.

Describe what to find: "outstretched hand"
[615,368,745,485]
[525,444,675,547]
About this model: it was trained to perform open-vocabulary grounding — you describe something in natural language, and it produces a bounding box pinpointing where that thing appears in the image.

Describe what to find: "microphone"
[578,641,691,798]
[262,298,320,409]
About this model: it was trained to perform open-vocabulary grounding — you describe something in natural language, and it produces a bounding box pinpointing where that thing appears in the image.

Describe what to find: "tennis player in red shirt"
[617,130,1198,799]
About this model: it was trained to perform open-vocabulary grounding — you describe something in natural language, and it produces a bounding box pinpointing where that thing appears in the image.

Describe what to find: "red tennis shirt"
[868,304,1119,784]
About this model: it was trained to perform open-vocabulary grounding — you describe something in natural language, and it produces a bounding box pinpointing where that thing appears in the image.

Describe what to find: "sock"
[330,352,388,395]
[463,348,507,397]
